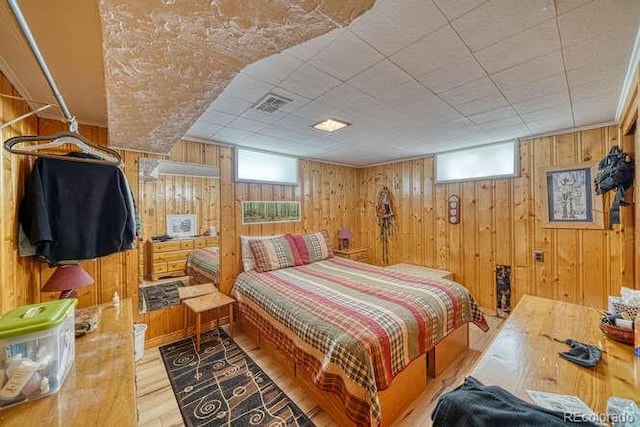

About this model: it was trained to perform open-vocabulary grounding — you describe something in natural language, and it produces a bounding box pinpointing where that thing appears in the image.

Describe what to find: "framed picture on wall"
[241,201,301,225]
[539,164,603,229]
[166,214,197,237]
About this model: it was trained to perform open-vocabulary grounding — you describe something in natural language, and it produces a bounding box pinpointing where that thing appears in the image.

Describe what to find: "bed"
[185,246,219,286]
[232,256,488,426]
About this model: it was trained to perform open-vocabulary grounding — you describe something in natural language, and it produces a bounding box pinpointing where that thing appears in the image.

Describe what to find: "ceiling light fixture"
[312,118,351,133]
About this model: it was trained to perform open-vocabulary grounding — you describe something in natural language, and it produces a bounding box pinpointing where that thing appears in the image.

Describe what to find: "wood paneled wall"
[1,68,636,345]
[359,126,634,310]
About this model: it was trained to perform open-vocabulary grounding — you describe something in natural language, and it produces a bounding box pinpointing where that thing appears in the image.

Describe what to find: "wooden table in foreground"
[0,300,136,426]
[470,295,639,415]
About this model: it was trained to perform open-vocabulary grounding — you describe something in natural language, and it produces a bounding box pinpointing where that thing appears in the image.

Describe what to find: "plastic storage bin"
[0,299,76,410]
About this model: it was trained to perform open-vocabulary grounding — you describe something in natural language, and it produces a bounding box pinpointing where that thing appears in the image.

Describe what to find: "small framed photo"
[166,214,197,237]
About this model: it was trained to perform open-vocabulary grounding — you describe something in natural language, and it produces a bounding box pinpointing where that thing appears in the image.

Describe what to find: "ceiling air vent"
[253,92,293,114]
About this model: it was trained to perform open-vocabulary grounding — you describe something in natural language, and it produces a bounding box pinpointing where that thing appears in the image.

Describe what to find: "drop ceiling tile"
[562,24,637,71]
[468,106,518,124]
[566,60,627,89]
[452,0,555,51]
[215,127,254,141]
[308,30,384,81]
[210,94,253,116]
[571,76,620,100]
[390,26,470,77]
[241,53,302,86]
[491,50,565,90]
[520,105,573,123]
[558,0,640,47]
[314,83,376,114]
[556,0,593,15]
[200,109,236,126]
[185,122,222,140]
[279,64,342,99]
[480,118,528,132]
[439,77,501,105]
[455,93,509,116]
[502,73,568,104]
[474,20,560,74]
[292,99,346,121]
[377,80,463,121]
[418,55,486,93]
[350,0,447,55]
[526,116,575,134]
[226,117,268,133]
[349,60,412,96]
[240,108,287,124]
[222,73,276,104]
[285,28,345,61]
[258,125,317,143]
[512,91,570,114]
[433,0,489,20]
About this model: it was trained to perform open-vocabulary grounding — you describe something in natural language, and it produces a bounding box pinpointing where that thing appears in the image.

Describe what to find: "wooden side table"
[183,292,235,351]
[334,247,368,262]
[178,283,216,300]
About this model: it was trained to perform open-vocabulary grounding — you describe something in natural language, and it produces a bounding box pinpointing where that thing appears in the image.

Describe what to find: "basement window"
[235,148,298,185]
[435,140,518,183]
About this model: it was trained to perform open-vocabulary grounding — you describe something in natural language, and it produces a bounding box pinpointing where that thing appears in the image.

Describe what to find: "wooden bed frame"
[239,313,469,426]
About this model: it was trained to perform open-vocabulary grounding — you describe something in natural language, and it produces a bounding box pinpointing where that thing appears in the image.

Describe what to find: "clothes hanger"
[2,0,123,167]
[4,132,123,166]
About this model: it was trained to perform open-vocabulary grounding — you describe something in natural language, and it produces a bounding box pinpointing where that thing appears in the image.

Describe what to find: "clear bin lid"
[0,299,77,339]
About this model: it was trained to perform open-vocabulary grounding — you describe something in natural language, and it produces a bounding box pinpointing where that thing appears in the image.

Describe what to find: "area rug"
[139,280,184,312]
[160,328,313,427]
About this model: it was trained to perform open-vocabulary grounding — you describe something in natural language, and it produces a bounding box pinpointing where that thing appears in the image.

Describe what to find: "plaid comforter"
[186,247,219,285]
[232,257,489,426]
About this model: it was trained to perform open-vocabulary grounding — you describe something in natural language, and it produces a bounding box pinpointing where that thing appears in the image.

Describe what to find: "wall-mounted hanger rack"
[2,0,123,167]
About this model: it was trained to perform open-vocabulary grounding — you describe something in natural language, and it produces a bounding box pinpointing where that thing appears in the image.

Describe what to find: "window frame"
[234,147,299,186]
[434,140,519,184]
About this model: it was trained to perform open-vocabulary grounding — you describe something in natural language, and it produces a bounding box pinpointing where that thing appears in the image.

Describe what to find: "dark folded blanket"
[432,377,600,426]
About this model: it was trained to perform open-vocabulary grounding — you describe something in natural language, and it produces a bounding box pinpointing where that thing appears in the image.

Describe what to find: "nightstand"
[183,292,235,351]
[334,247,368,263]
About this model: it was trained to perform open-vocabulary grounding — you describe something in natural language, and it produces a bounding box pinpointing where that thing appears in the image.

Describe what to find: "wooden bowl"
[599,320,634,345]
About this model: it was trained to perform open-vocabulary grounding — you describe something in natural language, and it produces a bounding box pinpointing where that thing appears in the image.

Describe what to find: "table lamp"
[42,264,94,299]
[338,226,353,250]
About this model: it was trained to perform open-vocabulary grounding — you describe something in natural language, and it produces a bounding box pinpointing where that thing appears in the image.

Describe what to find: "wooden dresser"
[147,236,218,280]
[0,300,136,426]
[333,247,368,263]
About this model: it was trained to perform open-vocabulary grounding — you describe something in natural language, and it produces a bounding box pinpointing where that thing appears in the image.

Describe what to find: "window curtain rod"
[7,0,77,132]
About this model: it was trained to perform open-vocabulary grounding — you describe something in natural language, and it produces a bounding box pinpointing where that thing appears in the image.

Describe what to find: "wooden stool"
[182,292,235,351]
[178,283,216,300]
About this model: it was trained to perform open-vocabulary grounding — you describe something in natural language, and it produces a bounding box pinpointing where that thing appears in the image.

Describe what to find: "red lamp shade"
[338,227,353,250]
[42,264,94,299]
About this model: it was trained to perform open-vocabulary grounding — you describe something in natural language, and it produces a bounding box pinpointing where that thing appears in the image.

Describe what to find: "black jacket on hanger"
[20,154,135,265]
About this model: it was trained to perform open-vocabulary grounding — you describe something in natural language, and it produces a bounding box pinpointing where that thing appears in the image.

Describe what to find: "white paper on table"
[526,390,600,421]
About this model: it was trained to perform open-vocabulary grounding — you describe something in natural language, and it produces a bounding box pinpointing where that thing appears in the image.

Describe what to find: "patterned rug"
[139,280,184,312]
[160,328,313,427]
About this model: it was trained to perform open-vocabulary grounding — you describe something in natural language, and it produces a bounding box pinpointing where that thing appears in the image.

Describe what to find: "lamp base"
[59,289,78,299]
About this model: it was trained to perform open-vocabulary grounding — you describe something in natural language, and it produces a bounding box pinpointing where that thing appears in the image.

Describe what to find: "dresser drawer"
[205,237,219,247]
[194,238,207,249]
[180,240,195,250]
[351,251,368,262]
[153,249,192,263]
[154,240,182,252]
[167,260,187,272]
[152,263,168,274]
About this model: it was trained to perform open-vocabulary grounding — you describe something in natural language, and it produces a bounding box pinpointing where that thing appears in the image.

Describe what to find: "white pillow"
[240,234,283,271]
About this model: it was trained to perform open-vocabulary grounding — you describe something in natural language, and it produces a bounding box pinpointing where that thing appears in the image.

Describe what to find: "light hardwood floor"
[135,315,504,426]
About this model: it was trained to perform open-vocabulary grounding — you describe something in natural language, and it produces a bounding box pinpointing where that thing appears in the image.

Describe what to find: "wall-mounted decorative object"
[376,186,395,265]
[338,227,353,250]
[166,214,197,237]
[241,201,301,225]
[539,164,603,229]
[448,195,460,224]
[496,265,511,318]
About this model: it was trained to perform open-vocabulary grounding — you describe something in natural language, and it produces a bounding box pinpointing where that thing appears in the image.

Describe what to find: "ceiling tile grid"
[182,0,640,165]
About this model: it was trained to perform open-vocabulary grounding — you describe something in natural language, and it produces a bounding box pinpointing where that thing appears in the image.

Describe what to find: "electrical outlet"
[533,250,544,262]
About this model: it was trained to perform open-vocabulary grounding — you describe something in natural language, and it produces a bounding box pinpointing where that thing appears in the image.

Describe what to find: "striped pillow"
[292,230,333,264]
[249,234,303,272]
